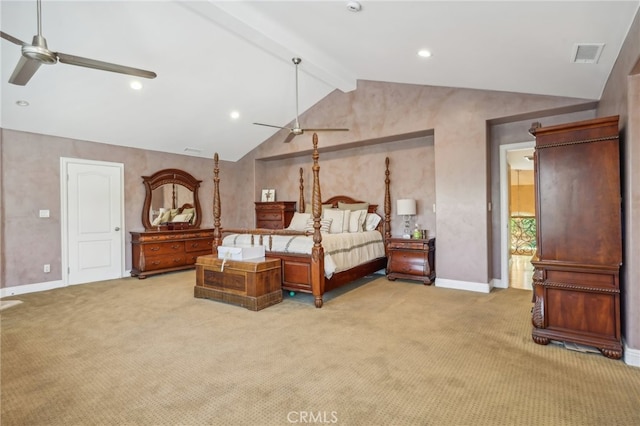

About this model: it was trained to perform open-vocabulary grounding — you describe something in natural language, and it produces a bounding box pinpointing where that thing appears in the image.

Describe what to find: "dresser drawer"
[143,255,188,271]
[388,250,428,275]
[257,212,283,221]
[142,241,185,255]
[185,239,213,253]
[257,220,282,230]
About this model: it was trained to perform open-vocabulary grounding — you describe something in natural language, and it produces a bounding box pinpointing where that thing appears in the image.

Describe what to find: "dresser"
[530,116,622,359]
[255,201,296,229]
[130,228,214,279]
[386,237,436,284]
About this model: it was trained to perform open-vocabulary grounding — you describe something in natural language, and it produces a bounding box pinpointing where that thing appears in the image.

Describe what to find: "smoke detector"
[346,1,362,12]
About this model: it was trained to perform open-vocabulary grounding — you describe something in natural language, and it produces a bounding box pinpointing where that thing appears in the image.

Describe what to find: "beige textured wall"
[253,136,435,235]
[597,7,640,350]
[0,130,216,287]
[244,80,594,284]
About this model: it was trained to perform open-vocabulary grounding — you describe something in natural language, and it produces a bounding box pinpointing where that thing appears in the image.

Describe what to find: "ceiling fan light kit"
[253,57,348,142]
[1,0,156,86]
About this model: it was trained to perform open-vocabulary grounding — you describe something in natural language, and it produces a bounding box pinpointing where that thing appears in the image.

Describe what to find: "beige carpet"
[1,271,640,426]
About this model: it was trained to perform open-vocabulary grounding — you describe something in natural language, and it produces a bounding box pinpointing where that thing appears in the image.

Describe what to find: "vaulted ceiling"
[1,1,638,161]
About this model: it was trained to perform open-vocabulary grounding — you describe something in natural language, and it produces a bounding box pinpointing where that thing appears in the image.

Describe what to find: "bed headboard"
[322,195,378,214]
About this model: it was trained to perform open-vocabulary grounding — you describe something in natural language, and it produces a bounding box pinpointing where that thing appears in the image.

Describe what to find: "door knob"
[115,227,121,231]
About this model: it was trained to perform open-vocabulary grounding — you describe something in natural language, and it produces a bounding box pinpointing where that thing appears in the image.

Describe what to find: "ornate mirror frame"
[141,168,203,229]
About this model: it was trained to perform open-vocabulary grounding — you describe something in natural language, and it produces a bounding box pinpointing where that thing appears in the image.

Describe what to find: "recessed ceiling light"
[418,49,432,58]
[230,110,240,119]
[184,147,201,154]
[130,81,143,90]
[16,100,29,107]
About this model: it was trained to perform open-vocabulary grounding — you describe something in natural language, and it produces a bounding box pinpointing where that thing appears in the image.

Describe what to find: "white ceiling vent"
[571,43,605,64]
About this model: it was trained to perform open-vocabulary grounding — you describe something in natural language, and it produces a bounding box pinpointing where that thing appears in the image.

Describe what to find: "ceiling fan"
[254,57,348,143]
[0,0,157,86]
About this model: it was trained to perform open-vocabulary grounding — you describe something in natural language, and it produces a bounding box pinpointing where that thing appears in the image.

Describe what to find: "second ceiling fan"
[254,57,348,143]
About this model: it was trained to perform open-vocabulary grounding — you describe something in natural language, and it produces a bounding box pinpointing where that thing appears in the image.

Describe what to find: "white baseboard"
[624,341,640,368]
[1,280,66,298]
[491,278,505,289]
[435,278,491,293]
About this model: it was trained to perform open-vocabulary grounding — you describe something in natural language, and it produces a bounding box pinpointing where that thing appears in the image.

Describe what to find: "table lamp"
[397,199,416,239]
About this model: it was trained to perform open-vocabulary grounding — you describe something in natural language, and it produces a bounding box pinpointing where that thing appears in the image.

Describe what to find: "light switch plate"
[39,209,50,218]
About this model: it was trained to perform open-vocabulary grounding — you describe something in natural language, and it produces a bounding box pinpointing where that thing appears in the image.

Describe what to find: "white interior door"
[64,159,124,285]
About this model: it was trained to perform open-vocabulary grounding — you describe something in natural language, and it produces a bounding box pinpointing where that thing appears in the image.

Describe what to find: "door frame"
[60,157,125,286]
[498,141,535,289]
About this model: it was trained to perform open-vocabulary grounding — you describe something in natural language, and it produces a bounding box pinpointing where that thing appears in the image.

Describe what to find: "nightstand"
[386,237,436,285]
[255,202,296,229]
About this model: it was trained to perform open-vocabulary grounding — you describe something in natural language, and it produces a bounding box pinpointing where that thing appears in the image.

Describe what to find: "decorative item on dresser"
[530,115,623,359]
[255,201,297,229]
[131,168,214,279]
[386,237,436,284]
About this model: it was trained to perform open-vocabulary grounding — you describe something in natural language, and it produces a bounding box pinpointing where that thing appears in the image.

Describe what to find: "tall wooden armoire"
[530,116,623,359]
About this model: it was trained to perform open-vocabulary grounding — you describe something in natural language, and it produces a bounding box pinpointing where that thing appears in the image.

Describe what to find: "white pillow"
[349,209,367,233]
[364,213,382,231]
[172,213,192,222]
[304,218,332,233]
[323,208,350,234]
[287,212,311,231]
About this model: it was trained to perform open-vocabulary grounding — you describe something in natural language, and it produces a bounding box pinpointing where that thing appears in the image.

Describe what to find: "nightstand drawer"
[388,240,427,250]
[388,250,428,275]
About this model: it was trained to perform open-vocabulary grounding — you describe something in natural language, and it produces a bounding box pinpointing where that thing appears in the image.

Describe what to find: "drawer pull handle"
[171,245,181,249]
[151,261,161,265]
[191,243,199,248]
[150,247,160,251]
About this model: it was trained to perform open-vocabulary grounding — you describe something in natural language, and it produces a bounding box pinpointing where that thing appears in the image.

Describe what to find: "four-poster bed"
[197,133,391,308]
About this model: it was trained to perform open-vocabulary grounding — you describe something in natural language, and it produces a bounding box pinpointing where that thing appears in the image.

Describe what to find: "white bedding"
[221,231,385,278]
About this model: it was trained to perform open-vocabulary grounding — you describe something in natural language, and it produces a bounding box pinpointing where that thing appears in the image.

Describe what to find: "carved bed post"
[384,157,391,242]
[310,134,325,308]
[212,153,222,254]
[299,167,305,213]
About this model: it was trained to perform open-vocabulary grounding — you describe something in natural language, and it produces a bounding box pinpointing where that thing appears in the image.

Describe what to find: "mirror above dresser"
[131,168,213,279]
[141,168,203,230]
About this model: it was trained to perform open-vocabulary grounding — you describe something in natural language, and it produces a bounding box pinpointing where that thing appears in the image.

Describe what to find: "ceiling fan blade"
[56,52,156,79]
[303,128,350,132]
[284,132,297,143]
[9,56,42,86]
[253,122,291,131]
[1,31,27,46]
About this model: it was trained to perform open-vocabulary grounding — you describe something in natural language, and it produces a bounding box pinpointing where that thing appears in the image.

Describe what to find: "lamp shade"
[397,199,416,216]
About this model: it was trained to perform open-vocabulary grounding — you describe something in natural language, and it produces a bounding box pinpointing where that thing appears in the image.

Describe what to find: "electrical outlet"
[44,264,51,273]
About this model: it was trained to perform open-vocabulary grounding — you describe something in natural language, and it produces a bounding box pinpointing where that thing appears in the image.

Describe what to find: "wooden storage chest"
[194,255,282,311]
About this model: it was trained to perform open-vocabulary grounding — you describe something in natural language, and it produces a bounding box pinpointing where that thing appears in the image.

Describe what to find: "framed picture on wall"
[261,189,275,202]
